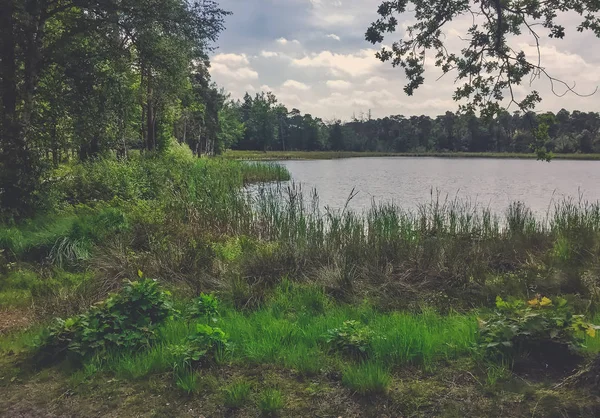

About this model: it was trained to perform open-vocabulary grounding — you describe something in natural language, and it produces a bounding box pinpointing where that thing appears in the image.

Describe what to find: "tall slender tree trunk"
[146,69,156,151]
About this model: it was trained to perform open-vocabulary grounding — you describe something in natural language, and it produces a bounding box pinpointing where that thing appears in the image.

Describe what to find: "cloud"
[210,0,600,119]
[292,49,381,77]
[260,51,279,58]
[212,53,249,66]
[276,37,300,45]
[210,62,258,80]
[365,76,386,86]
[282,79,311,91]
[326,79,352,90]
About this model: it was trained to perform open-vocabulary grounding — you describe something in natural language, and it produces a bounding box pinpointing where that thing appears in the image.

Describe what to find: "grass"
[258,388,284,415]
[223,149,600,161]
[3,149,600,417]
[223,380,252,408]
[174,367,200,394]
[342,362,391,395]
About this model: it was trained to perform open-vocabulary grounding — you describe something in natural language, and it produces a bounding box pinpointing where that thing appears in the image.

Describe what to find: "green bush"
[170,323,228,368]
[479,296,599,364]
[35,278,173,362]
[325,320,373,358]
[187,293,219,322]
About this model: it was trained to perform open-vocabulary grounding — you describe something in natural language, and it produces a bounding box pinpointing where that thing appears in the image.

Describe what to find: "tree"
[0,0,229,219]
[329,122,345,151]
[366,1,600,117]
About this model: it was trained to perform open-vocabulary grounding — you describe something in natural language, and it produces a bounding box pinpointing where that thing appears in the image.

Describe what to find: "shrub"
[479,296,599,367]
[170,323,228,368]
[258,388,284,416]
[35,278,173,362]
[223,380,252,408]
[342,362,391,395]
[325,320,373,358]
[187,293,219,322]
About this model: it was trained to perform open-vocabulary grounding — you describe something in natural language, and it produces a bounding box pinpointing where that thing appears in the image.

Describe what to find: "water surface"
[275,157,600,215]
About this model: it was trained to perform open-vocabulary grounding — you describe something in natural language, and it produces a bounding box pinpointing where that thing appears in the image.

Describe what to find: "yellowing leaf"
[540,297,553,307]
[587,327,596,338]
[527,298,539,307]
[137,269,144,278]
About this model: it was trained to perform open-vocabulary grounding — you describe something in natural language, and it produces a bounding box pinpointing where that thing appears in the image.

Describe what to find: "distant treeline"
[231,92,600,154]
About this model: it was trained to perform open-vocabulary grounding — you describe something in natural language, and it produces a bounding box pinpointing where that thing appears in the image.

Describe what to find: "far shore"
[223,150,600,161]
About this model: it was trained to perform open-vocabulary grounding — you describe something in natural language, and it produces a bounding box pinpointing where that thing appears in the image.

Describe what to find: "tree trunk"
[146,69,155,151]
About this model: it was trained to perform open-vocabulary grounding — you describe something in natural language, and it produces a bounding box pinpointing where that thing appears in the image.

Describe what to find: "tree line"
[229,92,600,154]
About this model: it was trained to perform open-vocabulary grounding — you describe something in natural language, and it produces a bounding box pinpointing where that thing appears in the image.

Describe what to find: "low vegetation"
[2,149,600,416]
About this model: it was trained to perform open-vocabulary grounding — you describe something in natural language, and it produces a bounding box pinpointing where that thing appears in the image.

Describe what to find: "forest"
[230,95,600,154]
[2,0,600,417]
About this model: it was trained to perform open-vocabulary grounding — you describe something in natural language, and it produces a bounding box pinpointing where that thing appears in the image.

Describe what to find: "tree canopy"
[366,0,600,117]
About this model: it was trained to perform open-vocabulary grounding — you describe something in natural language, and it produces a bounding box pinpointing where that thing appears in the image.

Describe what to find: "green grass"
[258,388,284,415]
[223,150,600,161]
[174,367,200,394]
[342,361,391,395]
[223,380,252,408]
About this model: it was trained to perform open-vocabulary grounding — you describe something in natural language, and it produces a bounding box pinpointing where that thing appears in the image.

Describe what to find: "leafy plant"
[187,293,219,322]
[170,323,228,368]
[479,296,599,364]
[223,380,252,408]
[325,320,373,358]
[35,278,173,362]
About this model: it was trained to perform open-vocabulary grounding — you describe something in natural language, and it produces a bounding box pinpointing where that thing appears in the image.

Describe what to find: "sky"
[209,0,600,120]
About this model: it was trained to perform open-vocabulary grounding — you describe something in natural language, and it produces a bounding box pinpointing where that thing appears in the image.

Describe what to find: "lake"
[275,157,600,215]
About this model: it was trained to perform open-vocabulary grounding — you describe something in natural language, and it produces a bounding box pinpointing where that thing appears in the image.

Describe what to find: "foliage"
[187,293,220,322]
[325,320,374,358]
[170,324,228,368]
[366,0,600,116]
[479,296,599,362]
[35,278,173,361]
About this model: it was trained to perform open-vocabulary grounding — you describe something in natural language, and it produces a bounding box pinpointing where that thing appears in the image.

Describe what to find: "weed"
[174,367,200,394]
[342,361,391,395]
[325,320,373,359]
[223,380,252,408]
[258,388,284,416]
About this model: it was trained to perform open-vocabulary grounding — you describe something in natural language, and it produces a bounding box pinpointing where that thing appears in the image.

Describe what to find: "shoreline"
[223,150,600,161]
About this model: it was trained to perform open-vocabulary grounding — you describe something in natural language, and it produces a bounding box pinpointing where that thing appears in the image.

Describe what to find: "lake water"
[275,157,600,215]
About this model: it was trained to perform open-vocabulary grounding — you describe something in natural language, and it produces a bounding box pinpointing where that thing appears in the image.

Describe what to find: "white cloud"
[292,49,382,77]
[282,80,310,91]
[365,76,386,86]
[260,51,279,58]
[326,34,341,41]
[276,37,300,45]
[326,80,352,90]
[212,53,249,66]
[210,62,258,80]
